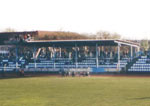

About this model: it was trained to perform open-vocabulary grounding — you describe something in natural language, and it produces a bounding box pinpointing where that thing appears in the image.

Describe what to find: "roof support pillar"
[33,45,37,69]
[16,44,18,69]
[59,47,61,58]
[96,43,99,68]
[117,43,121,71]
[75,43,78,68]
[98,46,101,57]
[53,45,56,69]
[35,48,41,58]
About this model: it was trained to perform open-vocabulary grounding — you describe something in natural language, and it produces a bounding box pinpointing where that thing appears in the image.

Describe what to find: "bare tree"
[94,31,121,39]
[37,31,89,40]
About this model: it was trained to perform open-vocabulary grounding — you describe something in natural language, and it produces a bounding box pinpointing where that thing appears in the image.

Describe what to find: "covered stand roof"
[22,39,140,48]
[0,31,140,48]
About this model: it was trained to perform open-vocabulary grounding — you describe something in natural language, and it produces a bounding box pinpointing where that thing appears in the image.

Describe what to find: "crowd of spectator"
[0,46,135,67]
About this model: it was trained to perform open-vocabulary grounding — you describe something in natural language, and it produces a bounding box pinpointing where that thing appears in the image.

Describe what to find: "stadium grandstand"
[0,31,143,76]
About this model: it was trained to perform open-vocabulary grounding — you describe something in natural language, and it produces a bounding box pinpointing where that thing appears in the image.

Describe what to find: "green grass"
[1,76,150,106]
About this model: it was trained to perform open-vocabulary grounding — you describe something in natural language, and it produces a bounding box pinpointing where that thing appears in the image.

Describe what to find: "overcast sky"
[0,0,150,39]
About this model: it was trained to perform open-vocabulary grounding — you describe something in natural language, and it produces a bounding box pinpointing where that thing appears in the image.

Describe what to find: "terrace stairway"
[125,57,139,72]
[128,56,150,72]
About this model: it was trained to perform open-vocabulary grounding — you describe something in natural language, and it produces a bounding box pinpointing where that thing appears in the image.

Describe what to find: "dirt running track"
[1,73,150,79]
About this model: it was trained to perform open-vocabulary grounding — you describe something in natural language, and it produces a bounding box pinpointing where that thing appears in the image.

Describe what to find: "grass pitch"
[0,76,150,106]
